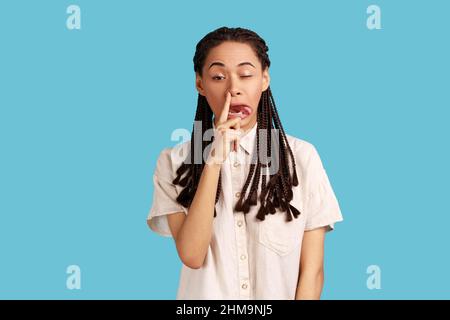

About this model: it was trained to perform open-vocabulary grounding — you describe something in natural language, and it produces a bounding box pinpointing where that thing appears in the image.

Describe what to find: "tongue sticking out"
[228,105,252,119]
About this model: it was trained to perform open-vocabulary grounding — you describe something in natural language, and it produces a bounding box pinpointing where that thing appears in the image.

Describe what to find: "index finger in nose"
[219,91,232,124]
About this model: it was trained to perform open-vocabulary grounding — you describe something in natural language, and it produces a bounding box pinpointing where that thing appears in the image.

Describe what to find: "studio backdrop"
[0,0,449,299]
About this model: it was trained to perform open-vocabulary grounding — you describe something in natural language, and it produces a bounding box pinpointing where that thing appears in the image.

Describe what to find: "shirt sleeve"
[303,143,344,232]
[147,147,188,238]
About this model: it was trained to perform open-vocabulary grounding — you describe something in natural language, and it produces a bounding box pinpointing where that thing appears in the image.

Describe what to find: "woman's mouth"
[228,104,252,120]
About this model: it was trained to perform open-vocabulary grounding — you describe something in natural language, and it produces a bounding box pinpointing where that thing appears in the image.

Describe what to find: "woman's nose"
[228,88,241,96]
[228,76,242,96]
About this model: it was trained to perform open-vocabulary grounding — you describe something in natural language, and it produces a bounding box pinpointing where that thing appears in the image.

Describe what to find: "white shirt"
[147,122,343,299]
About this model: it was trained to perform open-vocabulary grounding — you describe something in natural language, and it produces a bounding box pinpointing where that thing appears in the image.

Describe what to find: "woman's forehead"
[205,42,260,68]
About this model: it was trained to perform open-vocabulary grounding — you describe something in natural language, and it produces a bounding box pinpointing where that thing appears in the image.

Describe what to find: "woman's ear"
[195,73,206,96]
[262,67,270,91]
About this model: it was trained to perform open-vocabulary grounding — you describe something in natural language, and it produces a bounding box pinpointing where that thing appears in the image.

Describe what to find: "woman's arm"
[166,92,241,269]
[168,162,221,269]
[295,226,327,299]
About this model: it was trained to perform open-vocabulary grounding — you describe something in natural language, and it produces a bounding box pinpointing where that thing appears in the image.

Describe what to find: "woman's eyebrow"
[208,61,256,69]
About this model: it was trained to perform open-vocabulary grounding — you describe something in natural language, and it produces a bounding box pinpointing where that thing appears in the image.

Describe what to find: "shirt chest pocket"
[257,199,305,256]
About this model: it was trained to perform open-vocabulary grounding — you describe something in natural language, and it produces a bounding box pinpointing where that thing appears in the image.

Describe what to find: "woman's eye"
[212,75,252,80]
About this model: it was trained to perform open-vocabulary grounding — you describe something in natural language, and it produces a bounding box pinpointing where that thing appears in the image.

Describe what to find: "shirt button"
[233,161,240,168]
[242,283,248,290]
[235,192,241,198]
[240,254,246,260]
[237,220,243,227]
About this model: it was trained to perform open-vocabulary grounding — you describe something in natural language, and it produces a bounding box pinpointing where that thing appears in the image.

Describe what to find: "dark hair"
[172,26,301,222]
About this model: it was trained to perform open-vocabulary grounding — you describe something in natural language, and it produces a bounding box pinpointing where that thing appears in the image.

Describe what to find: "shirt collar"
[212,120,257,155]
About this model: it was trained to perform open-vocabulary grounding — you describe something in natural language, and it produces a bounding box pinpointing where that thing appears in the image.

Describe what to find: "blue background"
[0,0,449,299]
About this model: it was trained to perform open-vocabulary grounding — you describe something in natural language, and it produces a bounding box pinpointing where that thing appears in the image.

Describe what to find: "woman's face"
[196,41,270,132]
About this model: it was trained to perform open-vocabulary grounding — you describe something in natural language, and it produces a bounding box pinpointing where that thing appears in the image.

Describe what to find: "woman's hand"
[206,92,242,166]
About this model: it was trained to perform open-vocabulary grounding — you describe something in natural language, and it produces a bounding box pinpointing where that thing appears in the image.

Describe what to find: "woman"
[147,26,343,300]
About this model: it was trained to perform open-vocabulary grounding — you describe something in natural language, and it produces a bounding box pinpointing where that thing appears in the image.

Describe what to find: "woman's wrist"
[205,161,222,172]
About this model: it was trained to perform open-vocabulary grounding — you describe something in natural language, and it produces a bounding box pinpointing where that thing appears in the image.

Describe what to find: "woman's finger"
[218,91,232,124]
[217,117,241,131]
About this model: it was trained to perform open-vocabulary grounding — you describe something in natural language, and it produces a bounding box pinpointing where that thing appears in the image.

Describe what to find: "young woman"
[147,26,343,300]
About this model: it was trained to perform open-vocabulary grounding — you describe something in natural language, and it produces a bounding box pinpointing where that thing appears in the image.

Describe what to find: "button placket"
[231,148,251,299]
